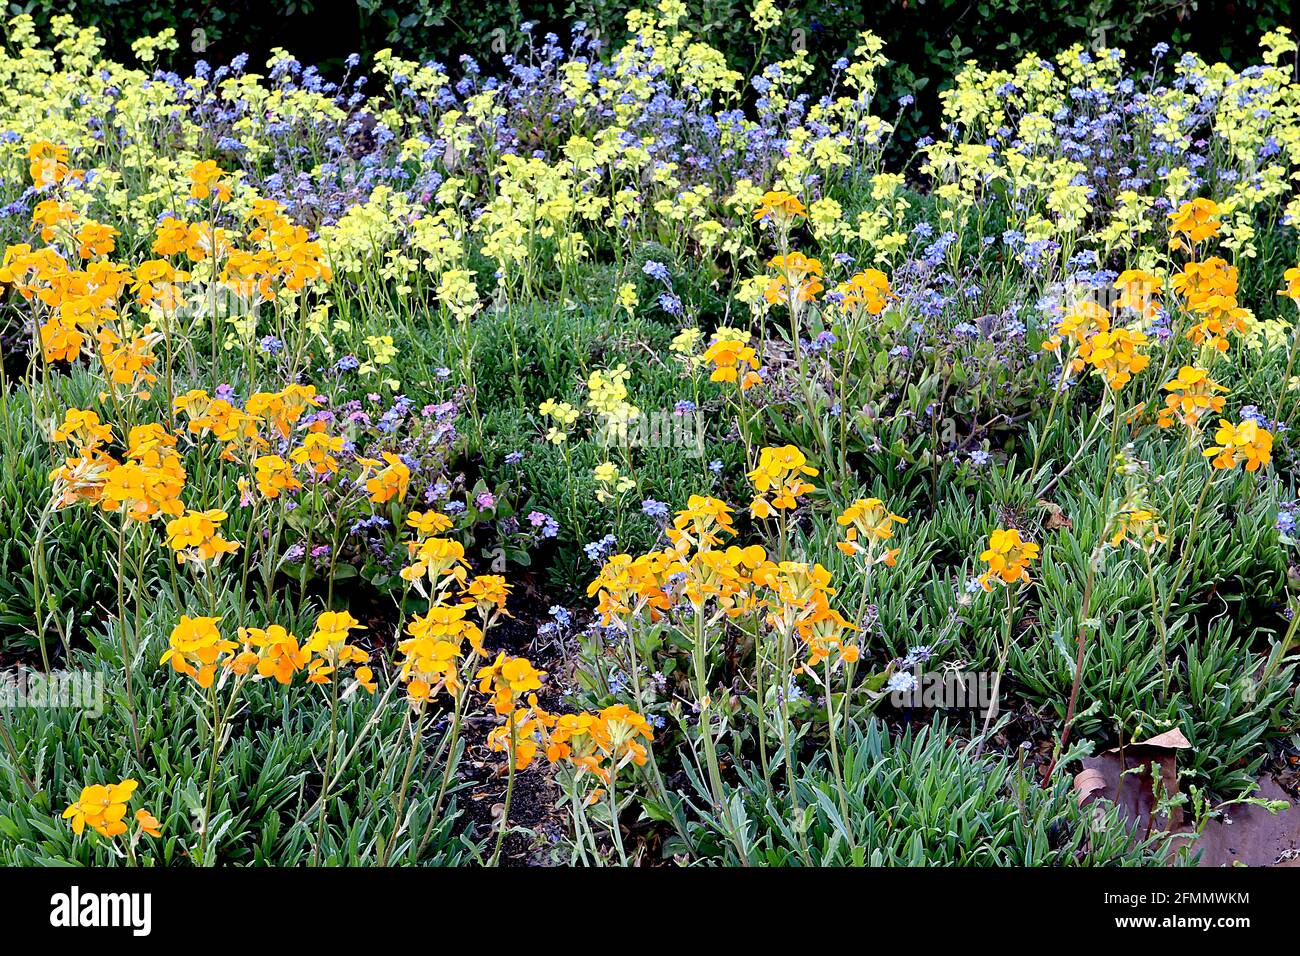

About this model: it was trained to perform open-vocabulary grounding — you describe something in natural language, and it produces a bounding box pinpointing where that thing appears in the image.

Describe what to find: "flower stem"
[379,702,425,866]
[489,714,517,866]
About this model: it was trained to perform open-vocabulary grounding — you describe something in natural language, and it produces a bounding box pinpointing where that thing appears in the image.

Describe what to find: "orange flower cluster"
[291,429,345,477]
[977,528,1039,591]
[398,601,481,703]
[1280,264,1300,304]
[189,160,232,202]
[1041,301,1110,373]
[177,383,319,450]
[62,779,160,840]
[96,325,160,400]
[176,386,400,511]
[588,469,867,670]
[0,241,136,369]
[1171,257,1247,353]
[665,493,738,552]
[1086,326,1151,390]
[1168,197,1221,252]
[753,189,806,227]
[303,610,374,691]
[756,560,859,668]
[1204,418,1273,472]
[2,155,329,390]
[381,516,658,780]
[475,659,654,780]
[394,512,512,706]
[836,497,907,566]
[747,444,817,519]
[475,653,554,770]
[1157,365,1226,430]
[252,454,301,498]
[155,180,332,294]
[28,140,81,189]
[48,407,116,509]
[48,411,187,520]
[165,508,240,569]
[401,525,471,595]
[1114,269,1161,320]
[834,268,892,317]
[50,388,358,524]
[764,252,824,305]
[1042,301,1149,389]
[478,652,545,715]
[702,327,763,391]
[359,452,411,504]
[161,610,375,695]
[546,704,654,784]
[160,615,237,687]
[232,625,312,684]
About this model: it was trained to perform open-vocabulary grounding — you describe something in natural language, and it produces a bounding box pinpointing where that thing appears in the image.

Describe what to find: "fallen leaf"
[1079,730,1193,835]
[1073,767,1107,806]
[1179,777,1300,867]
[1038,499,1072,531]
[1126,728,1191,751]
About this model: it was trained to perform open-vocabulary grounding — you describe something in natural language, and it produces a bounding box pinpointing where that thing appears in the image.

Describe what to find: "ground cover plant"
[2,2,1300,868]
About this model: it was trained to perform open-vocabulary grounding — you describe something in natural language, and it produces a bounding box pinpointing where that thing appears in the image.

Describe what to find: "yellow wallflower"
[165,509,240,568]
[1204,418,1273,472]
[977,529,1039,590]
[63,780,137,838]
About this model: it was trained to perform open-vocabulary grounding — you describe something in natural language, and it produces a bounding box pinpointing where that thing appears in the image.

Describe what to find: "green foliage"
[0,589,474,865]
[694,719,1172,865]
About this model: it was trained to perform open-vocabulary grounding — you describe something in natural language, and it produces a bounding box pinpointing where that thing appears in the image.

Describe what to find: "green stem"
[311,678,339,866]
[822,656,853,843]
[379,702,425,866]
[978,587,1017,752]
[489,714,518,866]
[115,518,143,759]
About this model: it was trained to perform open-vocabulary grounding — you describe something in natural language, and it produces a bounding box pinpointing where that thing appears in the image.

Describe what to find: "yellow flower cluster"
[63,779,161,840]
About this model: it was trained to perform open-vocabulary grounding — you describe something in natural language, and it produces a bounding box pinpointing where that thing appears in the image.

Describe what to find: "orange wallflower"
[1204,418,1273,472]
[1168,197,1221,250]
[837,497,907,565]
[189,160,233,202]
[62,780,137,838]
[361,452,410,503]
[166,509,240,568]
[1086,326,1149,390]
[702,328,763,391]
[753,189,806,226]
[160,615,234,687]
[977,529,1039,590]
[764,252,824,304]
[835,268,892,316]
[747,445,817,518]
[1157,366,1226,429]
[477,652,545,714]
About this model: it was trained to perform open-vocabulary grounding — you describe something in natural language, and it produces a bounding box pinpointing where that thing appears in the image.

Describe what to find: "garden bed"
[1,3,1299,869]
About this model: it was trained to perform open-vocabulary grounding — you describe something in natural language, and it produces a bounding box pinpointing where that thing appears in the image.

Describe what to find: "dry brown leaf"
[1123,728,1192,751]
[1074,767,1108,806]
[1038,499,1072,531]
[1080,729,1193,835]
[1180,777,1300,867]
